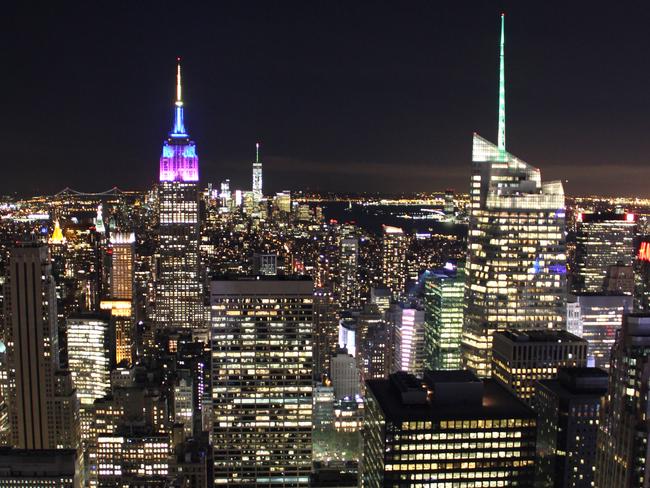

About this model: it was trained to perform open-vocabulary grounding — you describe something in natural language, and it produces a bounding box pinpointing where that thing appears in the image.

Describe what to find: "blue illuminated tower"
[154,59,204,331]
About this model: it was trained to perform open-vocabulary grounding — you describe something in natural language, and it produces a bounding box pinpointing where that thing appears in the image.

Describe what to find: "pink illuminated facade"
[154,60,204,330]
[159,61,199,182]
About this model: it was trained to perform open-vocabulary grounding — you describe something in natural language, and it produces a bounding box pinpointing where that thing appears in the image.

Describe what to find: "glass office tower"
[424,263,465,370]
[462,15,566,377]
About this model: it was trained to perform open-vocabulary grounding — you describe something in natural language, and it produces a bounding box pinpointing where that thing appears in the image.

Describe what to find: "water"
[317,201,467,237]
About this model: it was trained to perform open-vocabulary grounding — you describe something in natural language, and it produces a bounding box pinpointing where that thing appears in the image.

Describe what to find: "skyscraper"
[566,293,633,369]
[596,313,650,486]
[491,330,588,405]
[3,243,79,450]
[313,287,339,378]
[338,236,360,310]
[535,367,608,488]
[573,212,636,294]
[155,59,204,331]
[424,262,464,370]
[210,277,313,487]
[107,232,135,365]
[462,15,567,377]
[390,303,426,376]
[66,313,112,442]
[362,371,537,488]
[381,225,407,301]
[252,142,263,201]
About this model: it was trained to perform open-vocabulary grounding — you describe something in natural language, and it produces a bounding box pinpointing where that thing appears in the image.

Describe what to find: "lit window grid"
[211,292,313,486]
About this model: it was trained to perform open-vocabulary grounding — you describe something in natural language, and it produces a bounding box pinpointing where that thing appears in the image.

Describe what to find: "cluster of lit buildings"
[0,13,649,488]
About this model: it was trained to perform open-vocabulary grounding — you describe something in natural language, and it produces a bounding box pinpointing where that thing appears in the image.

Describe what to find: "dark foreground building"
[361,370,536,487]
[535,367,608,488]
[0,447,80,487]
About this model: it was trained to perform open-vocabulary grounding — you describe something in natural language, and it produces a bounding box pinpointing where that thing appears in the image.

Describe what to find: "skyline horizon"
[6,3,650,197]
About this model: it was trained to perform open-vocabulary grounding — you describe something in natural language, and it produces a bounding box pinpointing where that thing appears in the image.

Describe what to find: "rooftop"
[495,329,585,344]
[367,374,534,423]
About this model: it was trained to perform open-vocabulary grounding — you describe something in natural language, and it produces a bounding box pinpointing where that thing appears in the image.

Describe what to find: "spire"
[171,57,187,136]
[497,13,506,153]
[256,142,260,163]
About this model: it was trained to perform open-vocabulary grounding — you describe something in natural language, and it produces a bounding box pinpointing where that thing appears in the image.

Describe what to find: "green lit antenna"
[256,142,260,163]
[497,13,506,153]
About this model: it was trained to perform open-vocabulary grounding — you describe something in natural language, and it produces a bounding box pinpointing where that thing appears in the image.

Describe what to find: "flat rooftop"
[366,378,535,423]
[496,329,584,344]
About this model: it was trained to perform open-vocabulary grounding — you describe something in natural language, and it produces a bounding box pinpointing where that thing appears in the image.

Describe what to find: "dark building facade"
[362,370,537,487]
[535,367,608,488]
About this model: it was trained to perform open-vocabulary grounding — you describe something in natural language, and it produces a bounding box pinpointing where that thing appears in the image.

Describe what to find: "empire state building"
[154,59,204,330]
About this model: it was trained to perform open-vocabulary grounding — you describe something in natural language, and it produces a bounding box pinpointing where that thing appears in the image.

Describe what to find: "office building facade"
[362,370,537,487]
[566,293,633,369]
[573,212,636,294]
[210,277,313,487]
[491,330,587,404]
[535,367,608,488]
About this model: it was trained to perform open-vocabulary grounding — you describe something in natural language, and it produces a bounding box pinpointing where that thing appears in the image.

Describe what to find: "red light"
[639,242,650,262]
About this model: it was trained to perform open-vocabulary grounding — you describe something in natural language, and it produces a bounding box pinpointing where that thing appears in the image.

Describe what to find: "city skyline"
[5,2,650,196]
[3,5,650,486]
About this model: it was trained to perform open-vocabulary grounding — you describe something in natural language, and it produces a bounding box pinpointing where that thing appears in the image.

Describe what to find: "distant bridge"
[53,187,129,197]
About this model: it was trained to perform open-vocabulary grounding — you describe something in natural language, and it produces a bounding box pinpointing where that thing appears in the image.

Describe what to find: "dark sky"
[4,1,650,197]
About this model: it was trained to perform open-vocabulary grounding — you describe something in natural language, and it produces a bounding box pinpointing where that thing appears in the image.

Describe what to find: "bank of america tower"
[461,15,567,377]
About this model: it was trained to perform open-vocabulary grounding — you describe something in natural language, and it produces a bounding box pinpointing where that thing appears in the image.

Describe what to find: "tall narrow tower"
[155,59,204,330]
[461,15,567,377]
[252,142,263,201]
[4,243,79,449]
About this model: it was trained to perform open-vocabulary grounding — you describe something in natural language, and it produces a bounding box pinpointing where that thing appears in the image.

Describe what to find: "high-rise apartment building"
[574,212,636,294]
[381,226,407,301]
[424,262,464,370]
[338,236,359,309]
[210,277,313,487]
[362,370,537,488]
[462,15,566,377]
[491,330,587,405]
[535,367,608,488]
[3,243,79,450]
[566,293,633,369]
[596,313,650,487]
[155,60,204,331]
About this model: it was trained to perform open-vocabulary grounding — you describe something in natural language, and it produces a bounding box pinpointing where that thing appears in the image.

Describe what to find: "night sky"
[4,2,650,197]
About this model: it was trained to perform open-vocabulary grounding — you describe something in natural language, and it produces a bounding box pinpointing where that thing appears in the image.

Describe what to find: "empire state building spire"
[171,57,187,137]
[159,58,199,182]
